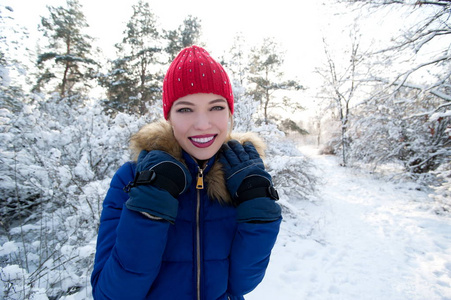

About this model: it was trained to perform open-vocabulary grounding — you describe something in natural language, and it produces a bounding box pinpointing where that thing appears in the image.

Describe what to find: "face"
[168,93,230,161]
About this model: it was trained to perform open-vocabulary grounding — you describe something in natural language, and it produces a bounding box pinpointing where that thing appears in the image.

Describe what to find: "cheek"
[172,123,186,142]
[216,111,229,128]
[169,119,186,141]
[216,114,230,141]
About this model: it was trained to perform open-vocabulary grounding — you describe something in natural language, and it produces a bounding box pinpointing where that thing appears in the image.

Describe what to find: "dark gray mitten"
[219,140,280,223]
[125,150,191,223]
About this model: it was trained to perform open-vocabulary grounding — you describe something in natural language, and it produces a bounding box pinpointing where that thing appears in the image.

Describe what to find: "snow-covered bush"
[1,94,149,226]
[0,93,157,299]
[345,87,450,183]
[430,161,451,213]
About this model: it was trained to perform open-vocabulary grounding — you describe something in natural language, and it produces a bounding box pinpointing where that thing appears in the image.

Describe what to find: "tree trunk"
[264,90,270,124]
[61,36,71,97]
[341,123,347,166]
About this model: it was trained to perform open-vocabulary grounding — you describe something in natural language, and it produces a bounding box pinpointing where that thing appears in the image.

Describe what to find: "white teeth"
[191,136,214,143]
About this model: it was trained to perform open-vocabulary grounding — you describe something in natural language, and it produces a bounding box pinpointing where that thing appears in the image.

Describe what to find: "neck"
[195,159,207,168]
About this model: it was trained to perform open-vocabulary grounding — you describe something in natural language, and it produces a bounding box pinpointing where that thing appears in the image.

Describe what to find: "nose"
[193,112,212,130]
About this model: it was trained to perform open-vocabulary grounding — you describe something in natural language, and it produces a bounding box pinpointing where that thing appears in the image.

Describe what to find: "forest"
[0,0,450,299]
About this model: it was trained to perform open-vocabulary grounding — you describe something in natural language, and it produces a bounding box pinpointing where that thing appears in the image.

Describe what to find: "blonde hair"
[227,112,234,139]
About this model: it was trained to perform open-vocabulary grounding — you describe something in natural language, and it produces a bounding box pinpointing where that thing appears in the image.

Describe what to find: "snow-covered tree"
[226,33,249,88]
[316,28,370,166]
[342,0,451,123]
[330,0,451,193]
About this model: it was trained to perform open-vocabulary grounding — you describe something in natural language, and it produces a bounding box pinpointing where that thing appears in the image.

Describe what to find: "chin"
[190,145,222,161]
[191,150,216,161]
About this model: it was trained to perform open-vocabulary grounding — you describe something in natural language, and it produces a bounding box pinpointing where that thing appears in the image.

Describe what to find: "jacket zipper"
[196,164,207,300]
[196,165,205,189]
[196,188,201,300]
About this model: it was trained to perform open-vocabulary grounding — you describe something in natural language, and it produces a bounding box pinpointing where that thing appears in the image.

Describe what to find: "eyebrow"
[173,99,227,106]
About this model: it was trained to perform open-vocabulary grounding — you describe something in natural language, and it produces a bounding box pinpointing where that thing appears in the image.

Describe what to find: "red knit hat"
[162,45,234,119]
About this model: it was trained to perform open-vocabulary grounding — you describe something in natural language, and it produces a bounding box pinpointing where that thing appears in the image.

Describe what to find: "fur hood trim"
[129,119,266,204]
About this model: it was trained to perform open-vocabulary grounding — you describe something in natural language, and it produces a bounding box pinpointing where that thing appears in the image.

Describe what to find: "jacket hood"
[129,119,266,204]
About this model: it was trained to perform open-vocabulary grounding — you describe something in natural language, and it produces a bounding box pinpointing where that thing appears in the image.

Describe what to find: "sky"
[3,0,334,86]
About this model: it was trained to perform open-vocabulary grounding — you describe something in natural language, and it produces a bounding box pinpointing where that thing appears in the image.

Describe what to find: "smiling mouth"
[189,135,217,148]
[191,136,214,143]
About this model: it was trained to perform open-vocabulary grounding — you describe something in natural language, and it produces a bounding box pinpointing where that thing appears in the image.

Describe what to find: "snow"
[247,146,451,300]
[2,140,451,299]
[0,241,18,255]
[431,111,451,122]
[1,265,25,281]
[44,143,450,300]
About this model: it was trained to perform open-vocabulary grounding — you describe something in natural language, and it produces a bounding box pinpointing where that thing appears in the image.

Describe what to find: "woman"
[91,45,281,300]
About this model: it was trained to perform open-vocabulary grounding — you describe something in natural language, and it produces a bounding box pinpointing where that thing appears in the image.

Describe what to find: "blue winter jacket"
[91,123,281,299]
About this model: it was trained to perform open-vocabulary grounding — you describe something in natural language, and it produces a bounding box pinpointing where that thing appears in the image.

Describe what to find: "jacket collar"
[181,150,215,175]
[129,119,266,204]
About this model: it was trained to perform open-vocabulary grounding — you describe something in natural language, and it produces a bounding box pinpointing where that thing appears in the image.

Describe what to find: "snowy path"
[247,147,451,300]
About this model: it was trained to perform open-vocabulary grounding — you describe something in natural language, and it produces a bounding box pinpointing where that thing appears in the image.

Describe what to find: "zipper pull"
[196,165,206,189]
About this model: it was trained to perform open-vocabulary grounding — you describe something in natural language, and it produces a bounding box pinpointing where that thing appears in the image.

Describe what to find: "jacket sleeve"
[227,214,281,296]
[91,162,171,299]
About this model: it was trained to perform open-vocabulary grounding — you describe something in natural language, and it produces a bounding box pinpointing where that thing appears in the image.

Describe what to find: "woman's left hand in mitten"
[219,140,281,223]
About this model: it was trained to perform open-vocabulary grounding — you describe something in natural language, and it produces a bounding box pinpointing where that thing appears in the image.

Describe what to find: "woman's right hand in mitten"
[125,150,192,223]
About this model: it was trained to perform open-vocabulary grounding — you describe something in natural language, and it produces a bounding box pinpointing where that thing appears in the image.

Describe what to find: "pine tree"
[101,0,163,114]
[35,0,97,99]
[165,15,202,61]
[247,38,303,124]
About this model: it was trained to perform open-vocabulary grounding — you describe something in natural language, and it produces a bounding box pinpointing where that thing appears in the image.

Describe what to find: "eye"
[176,107,192,113]
[211,106,226,111]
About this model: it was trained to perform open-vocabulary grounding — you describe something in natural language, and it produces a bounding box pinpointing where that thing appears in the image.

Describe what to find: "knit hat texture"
[162,45,234,119]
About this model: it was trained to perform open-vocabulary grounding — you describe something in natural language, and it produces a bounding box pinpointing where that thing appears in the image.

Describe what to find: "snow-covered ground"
[14,144,449,300]
[248,146,451,300]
